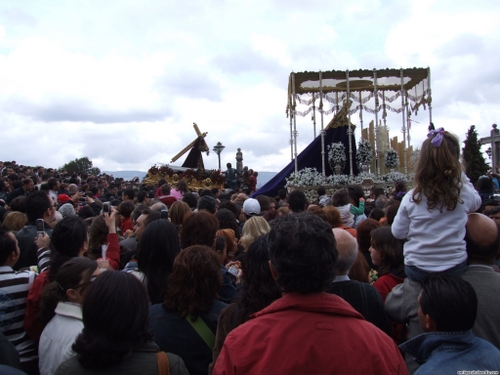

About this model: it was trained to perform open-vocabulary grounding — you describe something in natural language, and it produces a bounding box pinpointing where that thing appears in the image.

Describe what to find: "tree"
[462,125,488,184]
[60,157,101,175]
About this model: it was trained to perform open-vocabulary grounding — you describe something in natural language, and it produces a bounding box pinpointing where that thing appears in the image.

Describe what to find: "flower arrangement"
[356,139,373,167]
[327,142,347,170]
[285,168,326,188]
[142,164,225,190]
[410,148,420,168]
[384,149,400,169]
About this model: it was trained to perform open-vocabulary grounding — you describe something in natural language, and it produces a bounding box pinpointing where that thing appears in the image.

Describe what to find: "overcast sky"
[1,0,499,173]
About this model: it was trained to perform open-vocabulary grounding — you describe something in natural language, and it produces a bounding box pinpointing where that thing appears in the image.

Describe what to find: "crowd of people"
[1,127,500,375]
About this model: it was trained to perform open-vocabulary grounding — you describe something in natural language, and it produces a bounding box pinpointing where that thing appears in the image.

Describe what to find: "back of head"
[73,271,151,369]
[413,129,462,211]
[182,192,198,210]
[123,188,135,201]
[136,190,148,204]
[287,190,308,213]
[465,213,500,263]
[323,205,342,228]
[197,195,217,214]
[420,274,477,332]
[118,201,135,219]
[138,219,180,268]
[137,219,180,304]
[268,213,337,294]
[52,216,88,257]
[181,210,219,248]
[164,245,222,319]
[3,211,28,232]
[332,188,350,207]
[385,201,400,226]
[255,195,270,212]
[25,190,51,222]
[160,184,171,195]
[332,228,358,275]
[0,227,16,265]
[356,218,381,252]
[215,208,240,240]
[238,234,281,324]
[169,200,191,227]
[240,216,271,251]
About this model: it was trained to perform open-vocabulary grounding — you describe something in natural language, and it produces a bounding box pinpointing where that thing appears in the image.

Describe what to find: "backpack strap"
[156,351,170,375]
[186,314,215,350]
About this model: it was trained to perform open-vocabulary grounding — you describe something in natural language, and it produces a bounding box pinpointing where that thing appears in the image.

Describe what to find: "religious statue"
[236,148,243,174]
[170,123,209,171]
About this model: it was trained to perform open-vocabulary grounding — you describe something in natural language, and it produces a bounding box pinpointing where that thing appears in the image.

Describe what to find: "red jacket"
[213,292,407,375]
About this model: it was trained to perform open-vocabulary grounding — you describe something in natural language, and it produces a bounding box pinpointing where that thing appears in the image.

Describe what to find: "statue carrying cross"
[170,123,210,171]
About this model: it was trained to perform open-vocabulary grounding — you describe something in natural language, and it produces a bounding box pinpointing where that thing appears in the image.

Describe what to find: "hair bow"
[427,127,445,147]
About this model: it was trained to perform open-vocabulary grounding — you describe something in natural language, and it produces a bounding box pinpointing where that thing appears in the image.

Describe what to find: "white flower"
[327,142,347,169]
[356,139,373,166]
[384,149,400,168]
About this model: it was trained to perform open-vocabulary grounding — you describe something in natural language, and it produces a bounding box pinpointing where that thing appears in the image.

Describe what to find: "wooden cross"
[170,123,209,163]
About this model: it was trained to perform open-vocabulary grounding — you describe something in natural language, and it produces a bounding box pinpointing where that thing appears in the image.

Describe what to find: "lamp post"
[213,142,225,170]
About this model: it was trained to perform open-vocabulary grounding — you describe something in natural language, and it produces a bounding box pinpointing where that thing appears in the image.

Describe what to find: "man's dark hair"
[317,186,326,196]
[268,213,337,294]
[132,204,149,222]
[420,274,477,332]
[25,190,52,222]
[255,195,270,212]
[123,188,135,201]
[278,189,287,200]
[160,184,171,195]
[47,178,59,190]
[78,206,96,220]
[182,193,198,210]
[49,216,89,281]
[0,227,17,265]
[199,189,214,198]
[465,220,500,263]
[181,211,219,249]
[218,200,240,218]
[142,209,161,227]
[136,190,148,204]
[10,196,26,213]
[197,195,217,215]
[118,201,135,219]
[287,190,308,213]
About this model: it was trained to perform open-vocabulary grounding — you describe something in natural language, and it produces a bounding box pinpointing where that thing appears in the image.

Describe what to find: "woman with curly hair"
[55,271,188,375]
[149,245,226,375]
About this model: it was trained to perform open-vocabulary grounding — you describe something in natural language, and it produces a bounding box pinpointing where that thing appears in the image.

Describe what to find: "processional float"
[286,68,433,176]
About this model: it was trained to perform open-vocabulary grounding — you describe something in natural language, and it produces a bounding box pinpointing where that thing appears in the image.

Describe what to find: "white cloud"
[0,0,499,175]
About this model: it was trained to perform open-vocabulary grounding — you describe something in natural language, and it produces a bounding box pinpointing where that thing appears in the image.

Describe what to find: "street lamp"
[213,142,225,170]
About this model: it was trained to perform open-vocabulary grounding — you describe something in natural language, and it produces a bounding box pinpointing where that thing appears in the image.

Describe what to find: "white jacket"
[39,302,83,375]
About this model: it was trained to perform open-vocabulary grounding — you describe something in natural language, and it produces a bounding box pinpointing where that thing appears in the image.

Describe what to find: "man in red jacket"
[213,213,408,375]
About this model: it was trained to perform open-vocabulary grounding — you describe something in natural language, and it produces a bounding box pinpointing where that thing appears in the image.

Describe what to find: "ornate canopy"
[287,68,431,118]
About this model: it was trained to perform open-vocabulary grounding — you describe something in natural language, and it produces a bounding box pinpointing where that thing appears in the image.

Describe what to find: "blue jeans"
[405,260,468,282]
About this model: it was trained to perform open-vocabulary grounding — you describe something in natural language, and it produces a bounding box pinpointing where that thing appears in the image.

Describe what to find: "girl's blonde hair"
[413,130,463,211]
[240,216,270,251]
